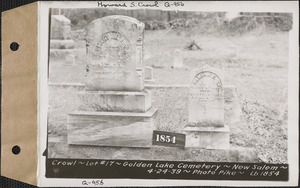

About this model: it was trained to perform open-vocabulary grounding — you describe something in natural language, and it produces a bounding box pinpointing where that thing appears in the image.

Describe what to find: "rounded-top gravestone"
[189,65,224,127]
[85,15,145,91]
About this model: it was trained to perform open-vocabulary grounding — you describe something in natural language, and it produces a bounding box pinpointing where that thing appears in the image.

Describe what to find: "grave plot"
[47,11,288,164]
[47,15,259,163]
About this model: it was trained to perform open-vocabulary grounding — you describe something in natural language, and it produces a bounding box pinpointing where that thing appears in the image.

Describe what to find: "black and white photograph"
[38,1,298,186]
[1,1,298,187]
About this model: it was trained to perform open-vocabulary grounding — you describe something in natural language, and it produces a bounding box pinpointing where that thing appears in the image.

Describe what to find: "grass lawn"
[48,29,288,163]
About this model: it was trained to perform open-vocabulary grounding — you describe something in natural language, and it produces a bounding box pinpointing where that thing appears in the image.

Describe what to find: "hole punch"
[10,42,19,51]
[12,145,21,155]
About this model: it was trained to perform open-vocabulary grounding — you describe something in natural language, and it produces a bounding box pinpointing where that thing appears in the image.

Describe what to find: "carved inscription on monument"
[93,31,131,60]
[89,31,132,80]
[85,16,145,91]
[189,66,224,127]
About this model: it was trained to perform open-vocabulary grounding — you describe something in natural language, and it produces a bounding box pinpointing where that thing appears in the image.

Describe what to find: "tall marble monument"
[67,16,157,148]
[183,65,230,149]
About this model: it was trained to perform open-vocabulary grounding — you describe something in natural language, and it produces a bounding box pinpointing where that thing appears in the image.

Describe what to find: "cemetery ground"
[48,29,288,163]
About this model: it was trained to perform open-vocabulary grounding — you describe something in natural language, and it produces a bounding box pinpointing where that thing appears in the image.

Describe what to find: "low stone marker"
[173,49,184,68]
[68,15,157,148]
[183,65,229,149]
[144,66,154,82]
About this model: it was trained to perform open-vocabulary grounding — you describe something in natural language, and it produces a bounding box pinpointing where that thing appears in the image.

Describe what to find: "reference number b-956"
[152,130,185,148]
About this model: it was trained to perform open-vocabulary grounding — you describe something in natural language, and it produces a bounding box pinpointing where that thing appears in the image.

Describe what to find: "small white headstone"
[173,49,184,68]
[189,65,224,127]
[144,66,154,81]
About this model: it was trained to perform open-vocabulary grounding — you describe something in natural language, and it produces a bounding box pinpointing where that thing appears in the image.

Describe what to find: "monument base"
[145,79,155,83]
[85,69,144,92]
[67,107,157,148]
[183,125,230,149]
[78,89,152,113]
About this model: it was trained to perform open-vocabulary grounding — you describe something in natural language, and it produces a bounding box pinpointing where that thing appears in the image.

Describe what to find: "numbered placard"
[152,130,185,148]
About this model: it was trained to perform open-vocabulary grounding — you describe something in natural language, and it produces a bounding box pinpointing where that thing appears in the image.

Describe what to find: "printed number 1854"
[152,130,185,148]
[156,134,176,143]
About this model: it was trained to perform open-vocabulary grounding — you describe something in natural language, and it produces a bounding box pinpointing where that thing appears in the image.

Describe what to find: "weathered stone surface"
[183,125,230,149]
[66,16,156,149]
[50,39,75,49]
[189,65,224,127]
[144,66,154,81]
[85,15,145,91]
[78,89,152,112]
[50,15,71,40]
[173,49,184,68]
[65,54,76,65]
[184,65,228,149]
[68,107,157,148]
